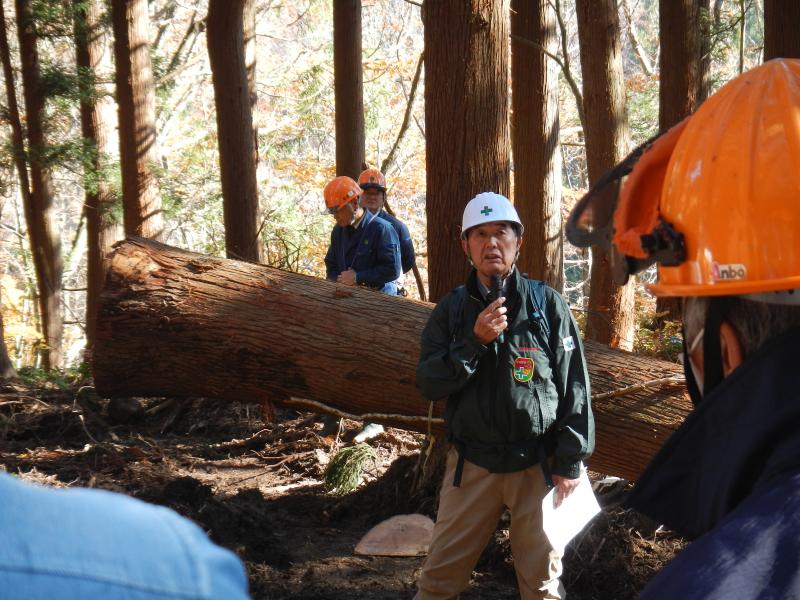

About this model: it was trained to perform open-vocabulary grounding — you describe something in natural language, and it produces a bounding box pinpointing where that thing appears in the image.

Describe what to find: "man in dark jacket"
[322,175,401,295]
[321,175,401,439]
[357,168,416,291]
[415,192,594,600]
[565,59,800,599]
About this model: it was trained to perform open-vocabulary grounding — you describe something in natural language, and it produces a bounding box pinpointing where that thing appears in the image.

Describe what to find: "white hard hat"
[461,192,524,239]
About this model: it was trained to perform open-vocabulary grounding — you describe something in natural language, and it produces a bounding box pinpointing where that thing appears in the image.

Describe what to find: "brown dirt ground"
[0,379,685,599]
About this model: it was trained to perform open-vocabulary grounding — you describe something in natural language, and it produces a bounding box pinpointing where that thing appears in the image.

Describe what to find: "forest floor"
[0,378,685,599]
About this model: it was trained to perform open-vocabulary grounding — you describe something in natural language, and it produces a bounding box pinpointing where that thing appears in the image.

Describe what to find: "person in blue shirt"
[358,168,416,296]
[323,175,401,296]
[0,471,250,600]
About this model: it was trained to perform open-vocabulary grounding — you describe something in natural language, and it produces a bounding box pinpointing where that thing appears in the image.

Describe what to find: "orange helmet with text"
[567,58,800,300]
[357,168,386,192]
[323,176,362,210]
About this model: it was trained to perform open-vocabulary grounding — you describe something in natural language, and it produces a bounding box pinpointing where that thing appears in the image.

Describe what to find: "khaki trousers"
[415,450,564,600]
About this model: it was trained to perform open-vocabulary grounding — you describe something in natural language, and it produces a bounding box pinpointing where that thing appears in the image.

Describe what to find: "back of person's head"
[683,296,800,360]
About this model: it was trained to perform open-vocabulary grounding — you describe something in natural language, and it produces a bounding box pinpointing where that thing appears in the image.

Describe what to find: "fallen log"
[93,237,692,481]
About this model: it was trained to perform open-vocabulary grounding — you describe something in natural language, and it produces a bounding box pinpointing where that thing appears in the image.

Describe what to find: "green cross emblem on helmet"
[480,205,493,216]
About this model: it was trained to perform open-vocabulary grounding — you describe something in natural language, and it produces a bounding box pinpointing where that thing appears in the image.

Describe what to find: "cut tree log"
[93,237,692,481]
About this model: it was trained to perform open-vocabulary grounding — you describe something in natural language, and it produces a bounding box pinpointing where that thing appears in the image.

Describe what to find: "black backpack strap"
[526,278,551,340]
[447,286,467,342]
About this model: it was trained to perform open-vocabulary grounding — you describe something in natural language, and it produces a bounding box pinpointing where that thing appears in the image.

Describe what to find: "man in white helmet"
[415,192,594,599]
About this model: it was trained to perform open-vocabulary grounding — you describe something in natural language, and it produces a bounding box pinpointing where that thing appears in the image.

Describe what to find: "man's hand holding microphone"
[473,274,507,345]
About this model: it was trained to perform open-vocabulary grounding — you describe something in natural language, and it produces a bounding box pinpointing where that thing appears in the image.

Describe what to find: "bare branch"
[380,51,424,176]
[620,0,655,76]
[282,396,444,427]
[550,0,586,130]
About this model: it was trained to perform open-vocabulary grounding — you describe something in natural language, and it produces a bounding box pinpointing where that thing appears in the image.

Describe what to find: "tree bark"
[94,237,692,481]
[333,0,365,179]
[576,0,636,351]
[511,0,563,292]
[14,0,63,369]
[111,0,164,240]
[423,0,511,302]
[75,0,121,353]
[656,0,710,322]
[764,0,800,60]
[207,0,262,263]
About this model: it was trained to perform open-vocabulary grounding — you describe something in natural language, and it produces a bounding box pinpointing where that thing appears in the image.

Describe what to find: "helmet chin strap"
[701,296,731,397]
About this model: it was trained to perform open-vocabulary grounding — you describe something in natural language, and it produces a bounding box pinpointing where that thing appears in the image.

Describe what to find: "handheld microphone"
[490,274,505,344]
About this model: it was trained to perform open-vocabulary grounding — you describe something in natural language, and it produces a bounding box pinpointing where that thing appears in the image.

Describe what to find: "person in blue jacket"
[0,471,250,599]
[565,59,800,599]
[323,175,401,296]
[320,175,401,440]
[357,168,416,295]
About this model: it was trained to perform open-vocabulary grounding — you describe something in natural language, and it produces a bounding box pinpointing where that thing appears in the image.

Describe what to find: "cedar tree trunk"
[333,0,365,179]
[15,0,63,369]
[511,0,564,291]
[94,237,692,481]
[207,0,262,263]
[764,0,800,60]
[75,0,121,352]
[424,0,511,302]
[111,0,164,240]
[576,0,636,351]
[656,0,709,321]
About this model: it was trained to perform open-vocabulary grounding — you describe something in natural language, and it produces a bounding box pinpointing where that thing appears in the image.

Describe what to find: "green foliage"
[17,362,91,390]
[634,317,684,363]
[626,75,660,145]
[323,443,377,495]
[27,0,76,39]
[296,63,330,131]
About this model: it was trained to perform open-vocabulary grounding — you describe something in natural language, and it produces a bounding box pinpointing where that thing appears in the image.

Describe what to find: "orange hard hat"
[324,176,362,210]
[568,58,800,299]
[358,168,386,192]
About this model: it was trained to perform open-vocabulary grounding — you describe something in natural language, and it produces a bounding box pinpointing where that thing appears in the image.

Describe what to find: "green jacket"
[416,269,594,478]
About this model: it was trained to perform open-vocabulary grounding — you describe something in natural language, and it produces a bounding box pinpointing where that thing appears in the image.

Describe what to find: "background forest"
[0,0,782,374]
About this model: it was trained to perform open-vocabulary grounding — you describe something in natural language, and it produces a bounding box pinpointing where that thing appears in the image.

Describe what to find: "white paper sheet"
[541,467,601,553]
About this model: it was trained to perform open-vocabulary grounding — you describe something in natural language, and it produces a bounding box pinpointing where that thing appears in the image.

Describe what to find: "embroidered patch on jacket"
[513,356,534,383]
[562,336,576,352]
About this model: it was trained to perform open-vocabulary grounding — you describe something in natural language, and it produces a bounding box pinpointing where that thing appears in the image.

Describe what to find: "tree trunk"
[576,0,636,351]
[75,0,121,353]
[511,0,563,292]
[0,299,16,379]
[764,0,800,60]
[656,0,709,322]
[14,0,63,369]
[333,0,364,179]
[207,0,262,263]
[111,0,164,240]
[659,1,707,135]
[94,237,692,481]
[423,0,511,302]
